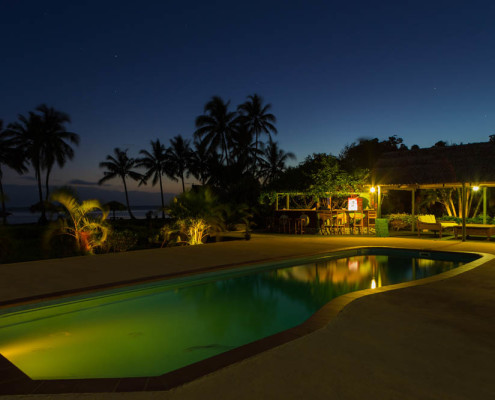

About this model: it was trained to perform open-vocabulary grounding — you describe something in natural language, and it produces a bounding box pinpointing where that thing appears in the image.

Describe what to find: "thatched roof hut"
[372,142,495,187]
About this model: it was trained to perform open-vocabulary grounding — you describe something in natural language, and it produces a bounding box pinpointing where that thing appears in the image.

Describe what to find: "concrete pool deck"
[1,234,495,399]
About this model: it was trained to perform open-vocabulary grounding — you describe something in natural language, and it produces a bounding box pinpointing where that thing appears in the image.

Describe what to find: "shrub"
[386,213,415,231]
[106,230,138,252]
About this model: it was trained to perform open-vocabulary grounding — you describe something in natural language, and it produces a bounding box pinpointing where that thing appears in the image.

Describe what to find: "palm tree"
[137,139,173,218]
[237,94,277,169]
[36,104,80,201]
[194,96,237,165]
[259,140,296,185]
[98,148,144,219]
[0,120,28,224]
[6,111,47,222]
[168,135,191,192]
[47,191,110,254]
[189,138,214,185]
[230,123,262,176]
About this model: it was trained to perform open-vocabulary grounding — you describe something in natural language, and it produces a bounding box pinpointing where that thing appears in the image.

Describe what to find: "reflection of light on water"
[371,279,377,289]
[348,260,359,271]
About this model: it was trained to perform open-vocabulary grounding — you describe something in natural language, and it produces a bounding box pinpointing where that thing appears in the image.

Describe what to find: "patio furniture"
[294,214,310,234]
[278,215,291,233]
[351,212,365,234]
[417,215,457,238]
[366,210,377,235]
[453,224,495,241]
[335,210,347,235]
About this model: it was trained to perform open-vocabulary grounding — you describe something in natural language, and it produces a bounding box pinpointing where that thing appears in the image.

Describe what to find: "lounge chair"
[417,215,457,238]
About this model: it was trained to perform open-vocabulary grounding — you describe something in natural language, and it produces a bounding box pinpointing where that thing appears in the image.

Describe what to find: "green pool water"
[0,248,477,380]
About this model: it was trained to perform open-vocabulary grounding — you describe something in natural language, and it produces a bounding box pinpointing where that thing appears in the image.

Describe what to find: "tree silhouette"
[36,104,80,201]
[194,96,237,165]
[7,111,47,222]
[168,135,191,192]
[98,148,144,219]
[259,140,295,185]
[0,120,28,224]
[237,94,277,170]
[137,139,173,219]
[189,138,214,185]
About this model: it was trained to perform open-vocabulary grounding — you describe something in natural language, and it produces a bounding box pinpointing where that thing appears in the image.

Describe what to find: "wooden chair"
[335,211,347,234]
[366,210,377,235]
[278,215,291,233]
[352,212,365,234]
[295,214,310,234]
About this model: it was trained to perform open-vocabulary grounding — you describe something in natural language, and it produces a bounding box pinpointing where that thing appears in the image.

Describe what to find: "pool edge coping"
[0,246,493,395]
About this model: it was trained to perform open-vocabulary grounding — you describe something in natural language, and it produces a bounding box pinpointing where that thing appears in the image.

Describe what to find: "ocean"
[3,206,164,225]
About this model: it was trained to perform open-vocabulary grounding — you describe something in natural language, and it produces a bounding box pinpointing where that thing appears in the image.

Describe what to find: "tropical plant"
[105,229,138,252]
[0,120,28,224]
[98,148,144,219]
[194,96,237,165]
[168,135,191,192]
[237,94,277,169]
[137,139,173,218]
[46,191,110,254]
[167,186,226,233]
[36,105,80,201]
[259,139,295,185]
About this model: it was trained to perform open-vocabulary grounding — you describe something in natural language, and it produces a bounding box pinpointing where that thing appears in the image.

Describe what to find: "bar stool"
[279,215,290,233]
[295,214,309,234]
[335,211,347,235]
[367,210,377,235]
[352,212,365,234]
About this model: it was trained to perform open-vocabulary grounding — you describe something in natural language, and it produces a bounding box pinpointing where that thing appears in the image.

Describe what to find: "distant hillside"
[3,184,176,207]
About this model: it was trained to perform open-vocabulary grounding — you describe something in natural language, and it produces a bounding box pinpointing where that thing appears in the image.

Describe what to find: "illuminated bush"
[45,192,110,254]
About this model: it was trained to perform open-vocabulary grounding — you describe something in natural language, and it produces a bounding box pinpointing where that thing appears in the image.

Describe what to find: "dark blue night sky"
[1,0,495,201]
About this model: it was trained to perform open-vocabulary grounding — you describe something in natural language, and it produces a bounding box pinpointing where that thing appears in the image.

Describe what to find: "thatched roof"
[372,142,495,186]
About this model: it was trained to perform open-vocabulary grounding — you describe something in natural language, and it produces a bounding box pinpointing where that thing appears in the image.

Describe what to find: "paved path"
[1,234,495,399]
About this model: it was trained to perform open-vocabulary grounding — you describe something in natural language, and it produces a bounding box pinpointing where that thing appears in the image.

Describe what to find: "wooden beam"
[483,187,487,224]
[411,188,416,233]
[462,183,466,242]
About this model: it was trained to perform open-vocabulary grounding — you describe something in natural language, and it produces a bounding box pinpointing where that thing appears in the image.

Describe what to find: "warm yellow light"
[473,186,480,191]
[371,278,377,289]
[370,187,376,193]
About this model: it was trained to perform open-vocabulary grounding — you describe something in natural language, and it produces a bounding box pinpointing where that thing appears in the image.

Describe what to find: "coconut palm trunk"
[159,175,165,219]
[122,177,135,219]
[35,164,47,223]
[0,173,7,225]
[45,166,52,201]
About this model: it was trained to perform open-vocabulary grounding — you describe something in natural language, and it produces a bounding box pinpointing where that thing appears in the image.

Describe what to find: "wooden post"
[462,183,466,242]
[275,194,279,211]
[411,188,416,233]
[377,186,382,218]
[286,194,290,210]
[483,187,487,224]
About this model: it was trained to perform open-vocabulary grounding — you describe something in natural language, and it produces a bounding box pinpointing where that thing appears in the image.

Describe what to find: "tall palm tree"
[188,138,214,185]
[7,111,47,222]
[230,123,263,176]
[259,140,296,185]
[237,94,277,169]
[0,120,28,224]
[168,135,191,192]
[36,104,80,201]
[194,96,237,165]
[98,148,144,219]
[137,139,173,219]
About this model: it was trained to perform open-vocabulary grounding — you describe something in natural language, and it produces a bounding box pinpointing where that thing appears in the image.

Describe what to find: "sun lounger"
[417,215,457,238]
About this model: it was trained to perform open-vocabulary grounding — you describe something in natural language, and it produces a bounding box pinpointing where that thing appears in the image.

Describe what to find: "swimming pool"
[0,248,479,380]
